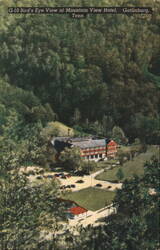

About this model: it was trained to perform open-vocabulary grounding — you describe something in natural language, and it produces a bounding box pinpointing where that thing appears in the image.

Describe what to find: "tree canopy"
[0,0,159,142]
[0,0,159,248]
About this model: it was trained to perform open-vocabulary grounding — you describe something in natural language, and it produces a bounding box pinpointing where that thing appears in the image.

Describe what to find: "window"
[91,155,94,159]
[99,154,102,158]
[95,154,98,158]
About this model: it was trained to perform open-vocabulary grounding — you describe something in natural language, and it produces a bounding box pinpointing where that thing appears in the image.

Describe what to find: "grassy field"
[62,188,115,211]
[96,146,159,182]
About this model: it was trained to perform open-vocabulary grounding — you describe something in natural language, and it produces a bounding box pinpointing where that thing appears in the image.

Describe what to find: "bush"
[116,168,124,182]
[76,180,84,183]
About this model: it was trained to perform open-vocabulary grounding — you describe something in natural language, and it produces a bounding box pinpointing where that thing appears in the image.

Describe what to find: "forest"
[0,0,160,143]
[0,0,159,249]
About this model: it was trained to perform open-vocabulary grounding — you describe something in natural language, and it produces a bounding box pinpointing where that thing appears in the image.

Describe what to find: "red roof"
[69,206,88,215]
[107,140,118,146]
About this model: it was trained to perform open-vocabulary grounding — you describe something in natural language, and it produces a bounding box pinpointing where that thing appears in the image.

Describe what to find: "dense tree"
[0,79,56,126]
[113,176,152,217]
[72,158,159,250]
[59,147,82,171]
[112,126,128,144]
[0,173,66,250]
[116,168,124,182]
[144,156,160,192]
[0,0,159,249]
[0,0,159,141]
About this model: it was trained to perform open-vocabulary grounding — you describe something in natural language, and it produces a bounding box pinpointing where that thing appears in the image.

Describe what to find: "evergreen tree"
[116,168,124,182]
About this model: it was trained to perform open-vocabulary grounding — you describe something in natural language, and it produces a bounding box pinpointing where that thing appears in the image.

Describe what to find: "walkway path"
[90,169,104,178]
[68,203,116,228]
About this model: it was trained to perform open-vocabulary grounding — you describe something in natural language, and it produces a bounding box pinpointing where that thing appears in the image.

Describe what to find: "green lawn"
[62,188,115,211]
[90,159,119,174]
[96,146,159,182]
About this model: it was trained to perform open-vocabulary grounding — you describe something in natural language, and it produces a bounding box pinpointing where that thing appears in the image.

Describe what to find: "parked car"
[66,174,71,178]
[107,186,112,189]
[59,172,64,176]
[60,185,66,189]
[54,174,60,177]
[66,185,71,188]
[61,175,67,179]
[95,183,102,187]
[36,176,43,180]
[70,184,76,188]
[76,180,84,184]
[46,175,53,179]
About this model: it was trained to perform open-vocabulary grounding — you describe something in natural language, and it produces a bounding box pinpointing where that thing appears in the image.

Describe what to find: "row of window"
[83,147,106,151]
[107,150,117,154]
[82,154,103,159]
[107,146,117,149]
[82,149,106,154]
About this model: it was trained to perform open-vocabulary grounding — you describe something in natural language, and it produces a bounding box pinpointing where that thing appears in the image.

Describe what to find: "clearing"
[51,121,74,136]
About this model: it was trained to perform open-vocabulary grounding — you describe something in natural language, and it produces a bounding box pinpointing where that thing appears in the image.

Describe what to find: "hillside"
[0,1,159,249]
[0,0,159,143]
[51,122,75,136]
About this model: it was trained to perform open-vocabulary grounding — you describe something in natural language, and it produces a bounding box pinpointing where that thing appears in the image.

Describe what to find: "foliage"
[72,157,159,250]
[114,176,151,216]
[81,160,97,174]
[0,79,56,126]
[0,120,57,173]
[116,168,124,182]
[117,150,126,165]
[144,155,160,192]
[129,114,160,144]
[0,0,159,248]
[0,0,159,141]
[96,146,159,182]
[112,126,128,144]
[0,173,66,250]
[59,147,82,171]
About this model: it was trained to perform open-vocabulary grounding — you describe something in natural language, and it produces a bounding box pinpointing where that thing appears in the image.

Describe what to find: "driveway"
[58,169,122,191]
[20,166,122,191]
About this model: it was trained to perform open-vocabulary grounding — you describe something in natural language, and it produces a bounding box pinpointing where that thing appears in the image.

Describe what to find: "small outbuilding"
[68,206,88,219]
